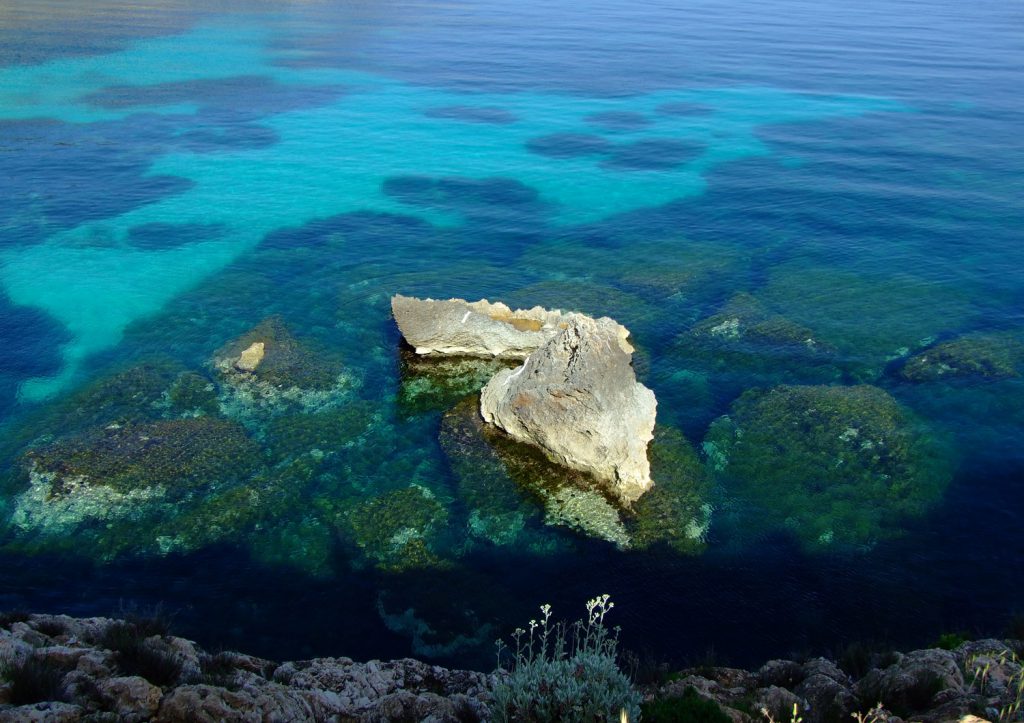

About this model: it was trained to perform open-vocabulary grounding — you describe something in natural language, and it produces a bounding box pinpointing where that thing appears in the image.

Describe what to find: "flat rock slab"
[392,294,583,359]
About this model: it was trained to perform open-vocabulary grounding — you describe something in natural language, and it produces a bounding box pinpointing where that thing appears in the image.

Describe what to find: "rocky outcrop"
[2,613,1022,723]
[480,314,656,505]
[391,294,579,359]
[211,316,358,423]
[0,614,493,722]
[649,639,1023,723]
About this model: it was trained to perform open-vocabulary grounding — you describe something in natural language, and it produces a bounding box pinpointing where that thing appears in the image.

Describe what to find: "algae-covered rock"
[625,426,712,554]
[439,397,540,547]
[899,333,1023,382]
[441,396,627,548]
[398,348,517,416]
[10,418,260,538]
[166,371,220,416]
[211,316,357,423]
[340,485,450,572]
[24,418,258,498]
[481,315,657,505]
[262,402,379,462]
[213,317,338,390]
[692,293,831,352]
[756,264,981,380]
[45,360,183,430]
[703,385,949,550]
[668,293,842,399]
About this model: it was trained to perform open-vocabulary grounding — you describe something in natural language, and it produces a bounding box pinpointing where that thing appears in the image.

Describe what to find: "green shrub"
[642,686,732,723]
[934,632,968,650]
[490,595,641,722]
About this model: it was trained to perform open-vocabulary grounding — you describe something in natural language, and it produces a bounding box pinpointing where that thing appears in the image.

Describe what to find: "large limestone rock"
[480,315,656,505]
[391,294,581,359]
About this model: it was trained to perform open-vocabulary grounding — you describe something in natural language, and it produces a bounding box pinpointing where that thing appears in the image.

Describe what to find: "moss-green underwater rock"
[211,316,358,423]
[517,236,750,309]
[691,293,832,352]
[10,418,260,538]
[439,397,541,547]
[339,485,451,572]
[442,396,630,548]
[668,293,843,396]
[24,418,258,497]
[756,264,981,381]
[262,402,380,462]
[625,426,713,555]
[899,333,1023,382]
[703,384,950,550]
[166,371,221,416]
[398,348,518,416]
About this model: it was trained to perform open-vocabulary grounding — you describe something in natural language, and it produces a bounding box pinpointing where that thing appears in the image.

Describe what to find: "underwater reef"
[211,316,359,425]
[703,384,951,550]
[899,333,1023,383]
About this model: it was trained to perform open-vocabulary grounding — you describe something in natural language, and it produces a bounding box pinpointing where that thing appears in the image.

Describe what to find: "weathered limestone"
[391,294,586,359]
[392,295,657,505]
[235,342,265,372]
[480,315,656,505]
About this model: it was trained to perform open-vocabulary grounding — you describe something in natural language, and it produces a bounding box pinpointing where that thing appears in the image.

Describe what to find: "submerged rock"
[339,485,451,572]
[211,316,357,423]
[481,315,656,505]
[10,418,260,537]
[625,427,712,554]
[704,384,950,550]
[397,348,517,415]
[691,292,831,352]
[899,333,1023,382]
[441,396,628,548]
[438,397,542,548]
[391,294,577,359]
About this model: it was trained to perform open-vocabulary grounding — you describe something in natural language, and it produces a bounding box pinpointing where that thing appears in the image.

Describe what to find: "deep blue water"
[0,0,1022,670]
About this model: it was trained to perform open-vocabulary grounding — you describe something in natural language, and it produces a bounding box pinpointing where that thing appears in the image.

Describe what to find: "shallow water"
[0,0,1022,669]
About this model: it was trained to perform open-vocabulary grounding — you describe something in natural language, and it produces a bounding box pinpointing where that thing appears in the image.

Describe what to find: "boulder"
[234,342,265,373]
[97,676,162,722]
[481,315,656,504]
[795,658,855,723]
[855,649,964,717]
[391,294,579,359]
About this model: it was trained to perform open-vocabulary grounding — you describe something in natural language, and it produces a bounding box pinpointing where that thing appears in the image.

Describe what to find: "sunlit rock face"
[393,294,657,505]
[391,294,577,359]
[480,315,657,505]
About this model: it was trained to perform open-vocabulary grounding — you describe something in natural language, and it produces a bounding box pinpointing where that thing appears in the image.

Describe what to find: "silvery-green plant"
[490,594,641,722]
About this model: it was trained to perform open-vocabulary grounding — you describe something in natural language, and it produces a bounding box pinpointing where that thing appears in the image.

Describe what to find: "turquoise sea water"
[1,0,1022,667]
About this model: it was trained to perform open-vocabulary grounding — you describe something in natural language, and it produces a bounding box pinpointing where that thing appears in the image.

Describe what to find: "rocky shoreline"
[2,612,1021,722]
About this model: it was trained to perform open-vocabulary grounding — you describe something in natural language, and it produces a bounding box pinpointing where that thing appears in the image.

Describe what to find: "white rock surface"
[480,315,656,505]
[391,294,591,359]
